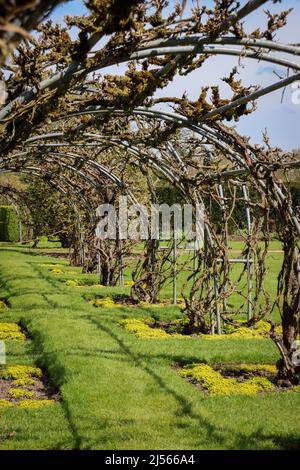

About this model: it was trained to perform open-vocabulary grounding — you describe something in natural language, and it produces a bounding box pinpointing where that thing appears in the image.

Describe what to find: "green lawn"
[0,245,299,450]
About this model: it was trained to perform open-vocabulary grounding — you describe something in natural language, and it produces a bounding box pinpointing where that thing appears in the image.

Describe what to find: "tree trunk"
[59,232,72,248]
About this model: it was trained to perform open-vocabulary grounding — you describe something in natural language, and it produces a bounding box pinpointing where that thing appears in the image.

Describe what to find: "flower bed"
[0,365,59,408]
[178,363,300,396]
[0,323,26,341]
[120,318,189,339]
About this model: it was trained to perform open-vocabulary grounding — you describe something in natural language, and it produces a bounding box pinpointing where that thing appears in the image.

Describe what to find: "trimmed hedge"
[0,206,20,242]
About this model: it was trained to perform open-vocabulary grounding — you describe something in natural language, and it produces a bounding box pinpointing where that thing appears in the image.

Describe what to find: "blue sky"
[49,0,300,151]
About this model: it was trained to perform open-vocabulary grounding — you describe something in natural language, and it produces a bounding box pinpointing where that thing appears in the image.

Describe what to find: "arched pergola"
[1,102,299,326]
[0,0,299,381]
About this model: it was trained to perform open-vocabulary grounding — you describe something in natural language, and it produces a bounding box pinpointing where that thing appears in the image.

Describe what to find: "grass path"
[0,247,299,450]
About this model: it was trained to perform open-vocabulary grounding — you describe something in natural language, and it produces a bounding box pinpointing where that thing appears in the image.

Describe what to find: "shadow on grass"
[9,310,300,450]
[24,317,124,449]
[84,315,300,450]
[23,324,82,449]
[1,246,298,450]
[229,427,300,450]
[85,315,228,447]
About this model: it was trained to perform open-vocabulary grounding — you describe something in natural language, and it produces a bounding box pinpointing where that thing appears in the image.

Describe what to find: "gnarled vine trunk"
[271,241,300,385]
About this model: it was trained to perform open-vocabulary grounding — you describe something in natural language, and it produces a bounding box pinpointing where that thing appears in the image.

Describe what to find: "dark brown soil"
[0,322,61,403]
[151,320,191,335]
[215,364,295,389]
[215,364,277,383]
[37,251,69,259]
[110,297,184,307]
[176,362,297,393]
[111,296,139,306]
[0,372,61,403]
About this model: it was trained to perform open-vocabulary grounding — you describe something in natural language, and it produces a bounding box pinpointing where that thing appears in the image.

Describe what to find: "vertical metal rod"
[218,183,228,245]
[242,183,253,321]
[19,219,22,243]
[295,247,300,335]
[75,210,85,266]
[173,238,177,305]
[205,229,219,335]
[213,270,221,335]
[97,251,101,282]
[204,148,219,334]
[218,182,228,314]
[119,240,124,287]
[79,229,85,266]
[193,239,197,284]
[79,227,85,266]
[209,270,215,335]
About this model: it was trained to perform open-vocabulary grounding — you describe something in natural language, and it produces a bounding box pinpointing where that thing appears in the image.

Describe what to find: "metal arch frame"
[21,136,212,223]
[60,106,260,165]
[15,113,300,253]
[1,139,295,334]
[19,129,228,328]
[138,36,300,56]
[0,0,298,333]
[23,145,130,189]
[0,184,30,242]
[0,149,139,207]
[17,110,300,236]
[56,107,300,236]
[17,112,300,331]
[89,40,300,113]
[23,138,188,195]
[18,131,206,216]
[17,124,300,246]
[2,152,118,196]
[65,34,300,123]
[1,0,298,218]
[0,166,96,264]
[22,125,251,190]
[59,106,254,170]
[0,0,295,124]
[2,38,299,123]
[18,131,213,306]
[0,145,160,279]
[0,166,95,222]
[0,149,143,274]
